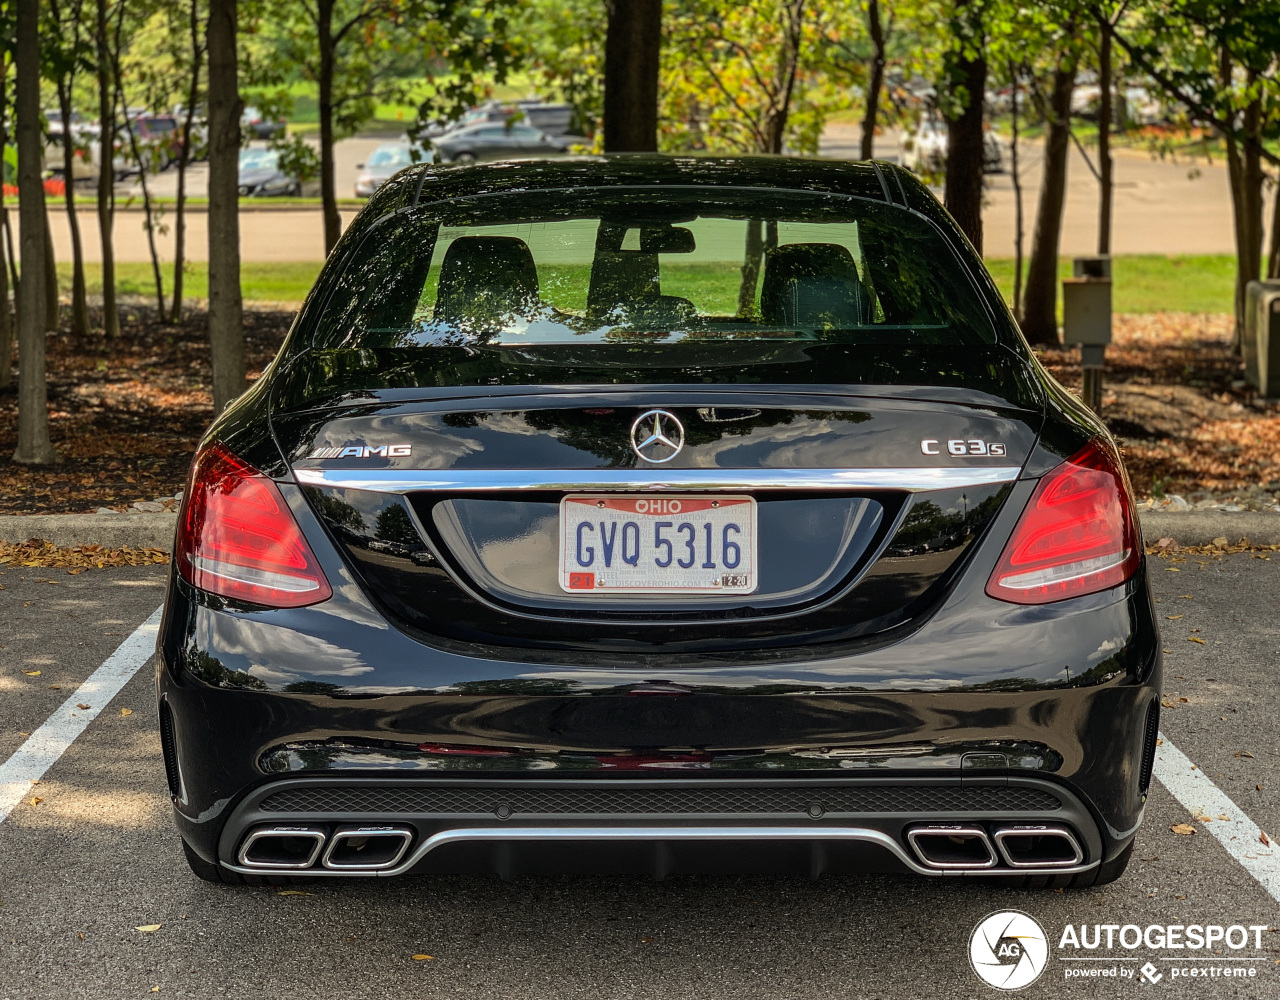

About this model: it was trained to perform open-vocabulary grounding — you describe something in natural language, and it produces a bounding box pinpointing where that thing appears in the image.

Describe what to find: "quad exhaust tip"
[322,824,414,870]
[905,824,998,869]
[992,823,1084,868]
[238,825,328,869]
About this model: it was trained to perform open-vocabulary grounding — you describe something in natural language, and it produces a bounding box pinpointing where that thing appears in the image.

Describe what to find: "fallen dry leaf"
[1178,697,1189,703]
[29,797,42,806]
[1217,814,1231,821]
[1156,738,1164,746]
[1171,823,1196,836]
[135,924,161,933]
[411,954,434,961]
[276,890,311,896]
[1262,832,1272,847]
[120,708,133,717]
[76,703,90,710]
[1234,751,1254,758]
[1188,637,1206,644]
[1165,615,1184,620]
[21,670,40,676]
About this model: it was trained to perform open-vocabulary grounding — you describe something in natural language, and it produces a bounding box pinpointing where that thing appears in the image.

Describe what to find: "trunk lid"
[272,354,1041,655]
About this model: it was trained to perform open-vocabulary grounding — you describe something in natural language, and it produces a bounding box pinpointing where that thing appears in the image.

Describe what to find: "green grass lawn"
[57,261,324,305]
[984,254,1236,316]
[58,254,1238,314]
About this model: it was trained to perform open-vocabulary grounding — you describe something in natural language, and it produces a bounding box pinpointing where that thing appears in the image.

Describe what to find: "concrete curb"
[0,513,177,550]
[1,508,1278,553]
[1137,511,1280,547]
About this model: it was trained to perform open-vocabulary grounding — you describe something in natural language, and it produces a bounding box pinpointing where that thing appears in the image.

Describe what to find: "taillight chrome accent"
[176,443,332,608]
[986,438,1140,605]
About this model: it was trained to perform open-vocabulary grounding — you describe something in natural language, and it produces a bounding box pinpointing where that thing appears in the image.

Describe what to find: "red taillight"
[986,438,1140,605]
[176,443,332,608]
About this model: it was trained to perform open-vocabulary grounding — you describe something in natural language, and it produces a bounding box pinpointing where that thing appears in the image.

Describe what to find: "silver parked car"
[354,142,430,198]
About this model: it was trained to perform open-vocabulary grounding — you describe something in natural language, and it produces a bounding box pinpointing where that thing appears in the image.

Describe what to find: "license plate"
[559,495,757,595]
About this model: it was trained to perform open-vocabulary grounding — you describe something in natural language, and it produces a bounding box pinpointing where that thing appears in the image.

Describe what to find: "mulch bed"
[0,305,289,516]
[0,306,1277,517]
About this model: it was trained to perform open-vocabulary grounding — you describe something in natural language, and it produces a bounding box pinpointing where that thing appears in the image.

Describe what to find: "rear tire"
[991,841,1133,890]
[181,838,311,887]
[452,151,476,164]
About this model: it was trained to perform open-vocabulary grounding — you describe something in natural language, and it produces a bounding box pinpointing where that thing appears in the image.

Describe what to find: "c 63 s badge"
[921,438,1006,457]
[308,444,412,460]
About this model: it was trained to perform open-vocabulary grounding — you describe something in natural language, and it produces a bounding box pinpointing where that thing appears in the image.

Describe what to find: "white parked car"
[902,120,1005,175]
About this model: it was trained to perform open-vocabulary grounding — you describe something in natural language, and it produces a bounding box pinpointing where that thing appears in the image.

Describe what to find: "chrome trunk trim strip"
[291,466,1022,494]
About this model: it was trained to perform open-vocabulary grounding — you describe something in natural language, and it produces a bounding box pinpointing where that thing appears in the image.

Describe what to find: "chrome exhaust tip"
[238,825,328,869]
[992,823,1084,868]
[905,824,998,869]
[321,824,414,870]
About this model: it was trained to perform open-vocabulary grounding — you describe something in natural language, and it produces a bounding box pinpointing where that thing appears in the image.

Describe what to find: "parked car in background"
[126,114,183,170]
[238,148,317,197]
[354,141,430,198]
[902,119,1005,176]
[241,106,288,140]
[432,100,578,139]
[430,122,568,164]
[44,110,98,182]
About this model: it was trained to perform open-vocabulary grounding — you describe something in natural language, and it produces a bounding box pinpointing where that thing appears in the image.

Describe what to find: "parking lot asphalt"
[1,556,1278,1000]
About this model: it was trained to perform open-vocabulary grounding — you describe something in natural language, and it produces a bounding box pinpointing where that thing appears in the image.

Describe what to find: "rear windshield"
[310,187,999,357]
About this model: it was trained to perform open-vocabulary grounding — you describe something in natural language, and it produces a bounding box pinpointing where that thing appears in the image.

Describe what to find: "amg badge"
[308,444,412,460]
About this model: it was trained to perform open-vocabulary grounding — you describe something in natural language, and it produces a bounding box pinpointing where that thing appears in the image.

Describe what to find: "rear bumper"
[157,576,1161,878]
[209,774,1103,878]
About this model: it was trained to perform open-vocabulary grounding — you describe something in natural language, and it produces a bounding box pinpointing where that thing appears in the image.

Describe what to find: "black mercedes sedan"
[158,156,1160,888]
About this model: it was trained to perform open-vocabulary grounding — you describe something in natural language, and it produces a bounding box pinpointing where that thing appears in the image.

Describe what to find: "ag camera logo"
[970,910,1049,990]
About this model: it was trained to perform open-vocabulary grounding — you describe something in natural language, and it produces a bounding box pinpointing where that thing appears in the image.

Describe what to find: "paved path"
[35,126,1252,266]
[1,556,1279,998]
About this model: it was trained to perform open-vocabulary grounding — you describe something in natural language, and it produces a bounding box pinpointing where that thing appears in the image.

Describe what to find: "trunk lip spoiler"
[291,466,1022,494]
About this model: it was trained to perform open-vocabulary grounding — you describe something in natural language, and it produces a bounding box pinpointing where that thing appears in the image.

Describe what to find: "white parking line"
[0,604,164,826]
[1153,733,1280,904]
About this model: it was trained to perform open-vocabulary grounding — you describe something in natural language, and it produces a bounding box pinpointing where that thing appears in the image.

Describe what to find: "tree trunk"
[859,0,886,161]
[171,0,203,323]
[116,87,165,316]
[43,204,58,331]
[762,0,805,155]
[943,0,987,253]
[1020,53,1077,345]
[317,0,341,255]
[96,0,119,339]
[207,0,244,414]
[1096,21,1113,256]
[1268,171,1280,280]
[14,0,56,463]
[602,0,660,152]
[0,225,11,390]
[1221,56,1264,351]
[57,76,89,337]
[1009,64,1024,320]
[0,57,12,388]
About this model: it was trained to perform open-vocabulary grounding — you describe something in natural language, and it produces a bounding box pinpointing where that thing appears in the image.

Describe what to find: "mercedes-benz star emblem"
[630,410,685,464]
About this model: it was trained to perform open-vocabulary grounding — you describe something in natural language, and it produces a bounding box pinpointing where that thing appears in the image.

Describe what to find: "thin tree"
[0,52,14,390]
[1020,44,1079,345]
[1008,61,1025,319]
[171,0,204,323]
[95,0,120,338]
[207,0,244,414]
[114,61,166,316]
[602,0,661,152]
[859,0,888,161]
[14,0,56,463]
[943,0,987,253]
[48,0,90,337]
